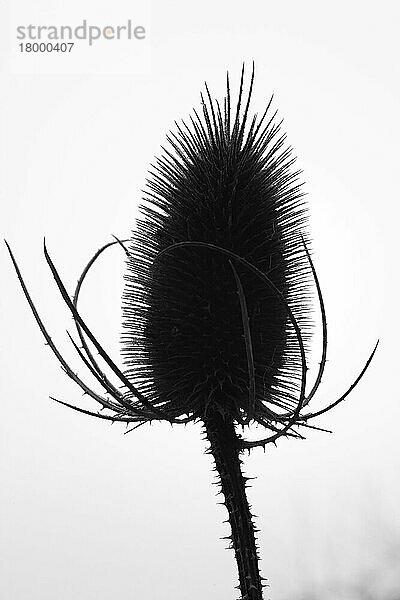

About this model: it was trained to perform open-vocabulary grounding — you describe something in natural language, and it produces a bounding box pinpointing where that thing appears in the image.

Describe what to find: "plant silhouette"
[5,64,378,599]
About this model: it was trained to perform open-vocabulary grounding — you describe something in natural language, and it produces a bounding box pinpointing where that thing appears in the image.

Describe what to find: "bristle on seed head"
[121,65,313,425]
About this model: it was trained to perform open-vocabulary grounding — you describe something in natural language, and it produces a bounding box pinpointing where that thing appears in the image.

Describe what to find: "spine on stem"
[203,408,265,600]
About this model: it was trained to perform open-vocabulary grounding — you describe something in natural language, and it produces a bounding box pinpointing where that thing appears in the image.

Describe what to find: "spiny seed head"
[121,65,313,424]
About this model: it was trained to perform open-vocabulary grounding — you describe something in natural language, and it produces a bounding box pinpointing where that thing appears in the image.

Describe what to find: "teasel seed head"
[121,63,313,427]
[5,63,378,446]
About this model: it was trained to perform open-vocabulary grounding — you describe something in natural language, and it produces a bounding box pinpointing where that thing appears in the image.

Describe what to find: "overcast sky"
[1,2,399,599]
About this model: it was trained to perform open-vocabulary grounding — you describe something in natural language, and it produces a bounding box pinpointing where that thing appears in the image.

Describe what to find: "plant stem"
[203,408,265,600]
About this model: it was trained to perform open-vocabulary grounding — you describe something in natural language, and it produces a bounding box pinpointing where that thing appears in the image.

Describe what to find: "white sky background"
[0,1,399,599]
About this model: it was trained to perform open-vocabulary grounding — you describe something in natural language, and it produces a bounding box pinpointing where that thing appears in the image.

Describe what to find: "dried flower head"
[6,63,378,599]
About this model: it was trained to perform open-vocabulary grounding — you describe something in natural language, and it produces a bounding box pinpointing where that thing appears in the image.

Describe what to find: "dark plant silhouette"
[5,64,378,599]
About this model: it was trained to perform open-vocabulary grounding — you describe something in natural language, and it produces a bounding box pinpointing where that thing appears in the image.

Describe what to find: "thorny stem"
[203,408,265,600]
